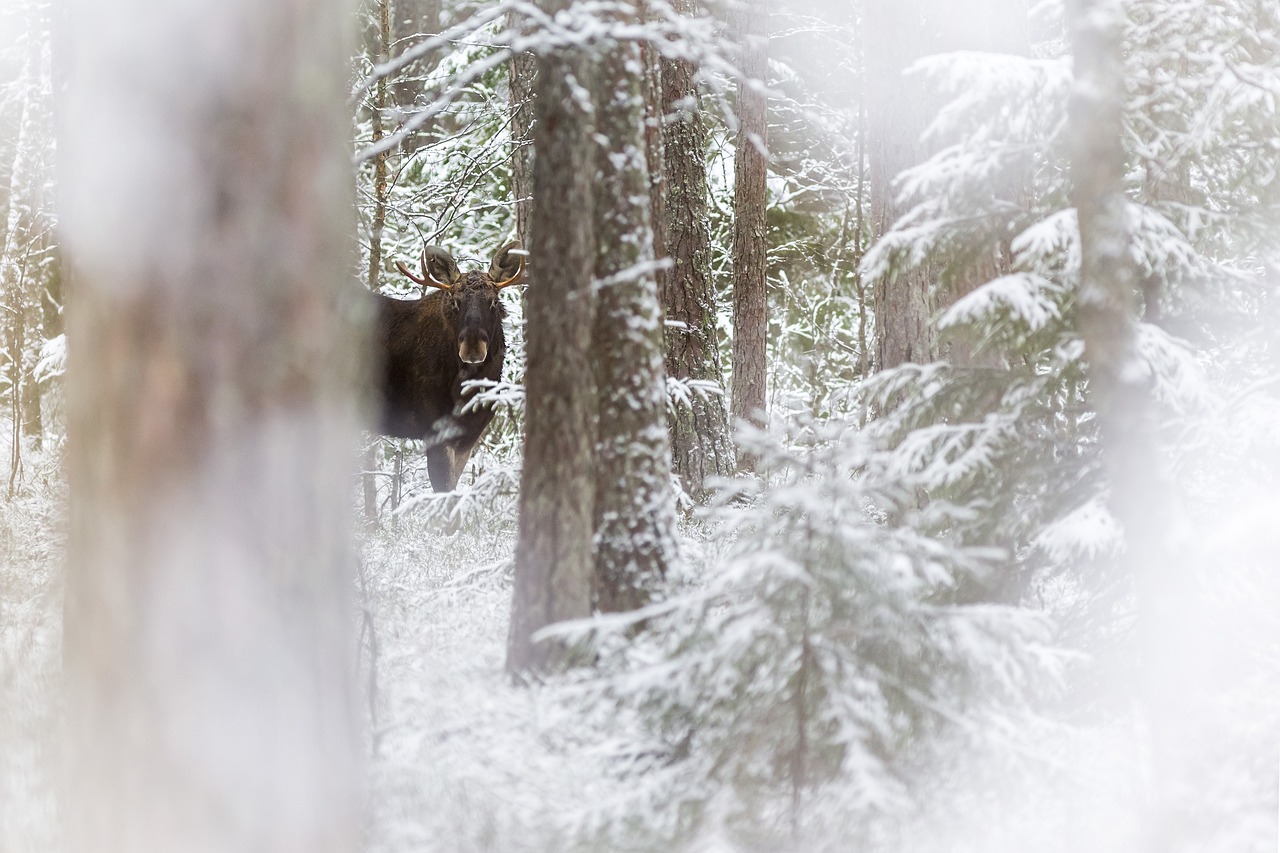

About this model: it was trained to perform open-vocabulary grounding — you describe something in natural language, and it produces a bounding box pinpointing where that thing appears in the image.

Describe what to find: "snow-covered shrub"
[0,442,64,853]
[847,10,1280,847]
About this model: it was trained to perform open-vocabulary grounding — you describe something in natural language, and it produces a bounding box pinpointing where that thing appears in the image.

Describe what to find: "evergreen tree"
[579,421,1053,847]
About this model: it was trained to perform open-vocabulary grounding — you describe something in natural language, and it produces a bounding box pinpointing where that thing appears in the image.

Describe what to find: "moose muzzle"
[458,329,489,364]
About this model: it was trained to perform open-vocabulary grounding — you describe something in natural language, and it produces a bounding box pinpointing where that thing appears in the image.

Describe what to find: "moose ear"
[423,246,461,285]
[490,240,526,288]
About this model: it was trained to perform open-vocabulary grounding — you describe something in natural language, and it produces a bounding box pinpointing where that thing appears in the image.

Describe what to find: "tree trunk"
[591,26,678,613]
[1066,1,1184,847]
[59,1,361,851]
[507,0,596,676]
[364,0,393,528]
[864,0,934,369]
[508,18,537,247]
[935,0,1029,369]
[639,0,667,308]
[389,0,444,146]
[661,0,734,498]
[729,0,769,440]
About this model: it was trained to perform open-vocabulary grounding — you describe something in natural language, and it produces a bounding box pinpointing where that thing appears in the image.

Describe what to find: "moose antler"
[491,242,527,289]
[397,247,453,291]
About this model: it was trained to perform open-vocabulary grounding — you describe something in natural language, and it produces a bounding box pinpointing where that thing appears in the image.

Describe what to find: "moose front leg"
[449,439,479,489]
[425,446,457,493]
[427,441,479,493]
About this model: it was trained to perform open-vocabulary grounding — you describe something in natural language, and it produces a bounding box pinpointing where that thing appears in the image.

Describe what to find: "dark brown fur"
[373,243,523,492]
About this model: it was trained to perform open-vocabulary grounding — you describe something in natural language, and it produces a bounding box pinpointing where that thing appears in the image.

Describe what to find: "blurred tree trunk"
[1066,1,1185,848]
[507,0,596,676]
[402,0,440,31]
[383,0,444,149]
[661,0,734,498]
[864,0,934,369]
[591,25,678,613]
[729,0,769,441]
[59,1,361,850]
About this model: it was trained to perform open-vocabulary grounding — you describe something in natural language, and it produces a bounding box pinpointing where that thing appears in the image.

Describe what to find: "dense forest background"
[1,0,1278,850]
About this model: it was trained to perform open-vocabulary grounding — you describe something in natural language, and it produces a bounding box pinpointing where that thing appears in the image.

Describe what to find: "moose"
[374,240,525,492]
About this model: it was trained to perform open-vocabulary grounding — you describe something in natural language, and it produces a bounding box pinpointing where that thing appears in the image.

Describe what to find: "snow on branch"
[938,273,1063,334]
[353,0,754,164]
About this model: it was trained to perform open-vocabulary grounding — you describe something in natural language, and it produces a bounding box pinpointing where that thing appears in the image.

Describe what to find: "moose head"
[374,240,526,492]
[396,242,526,365]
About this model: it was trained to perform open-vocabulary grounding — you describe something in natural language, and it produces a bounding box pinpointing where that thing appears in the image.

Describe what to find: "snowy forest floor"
[1,440,1276,852]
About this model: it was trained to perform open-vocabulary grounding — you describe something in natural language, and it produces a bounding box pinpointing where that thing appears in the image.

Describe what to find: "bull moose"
[374,240,525,492]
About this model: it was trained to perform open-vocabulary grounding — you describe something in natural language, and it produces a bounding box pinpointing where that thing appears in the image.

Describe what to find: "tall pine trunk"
[363,0,393,528]
[935,0,1029,370]
[640,0,667,308]
[864,0,934,369]
[729,0,769,438]
[58,0,361,850]
[661,0,734,498]
[507,0,596,675]
[591,26,678,613]
[508,9,538,247]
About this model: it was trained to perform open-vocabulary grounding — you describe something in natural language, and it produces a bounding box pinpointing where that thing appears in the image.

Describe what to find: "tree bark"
[639,0,667,308]
[364,0,393,528]
[864,0,934,369]
[591,26,678,613]
[661,0,734,498]
[508,18,538,247]
[58,1,361,850]
[507,0,596,676]
[389,0,444,147]
[729,0,769,439]
[935,0,1030,369]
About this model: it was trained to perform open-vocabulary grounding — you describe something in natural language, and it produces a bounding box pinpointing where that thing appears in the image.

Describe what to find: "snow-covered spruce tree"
[567,420,1053,848]
[855,33,1087,596]
[854,9,1280,844]
[856,0,1279,598]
